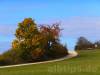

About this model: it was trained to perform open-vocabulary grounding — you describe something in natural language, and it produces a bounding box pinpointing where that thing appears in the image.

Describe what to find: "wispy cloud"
[61,17,100,40]
[0,25,16,36]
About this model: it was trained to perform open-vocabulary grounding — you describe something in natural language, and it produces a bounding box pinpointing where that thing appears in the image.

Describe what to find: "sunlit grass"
[0,49,100,75]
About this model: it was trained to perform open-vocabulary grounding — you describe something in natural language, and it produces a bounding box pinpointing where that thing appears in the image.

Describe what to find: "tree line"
[0,18,68,66]
[75,36,100,50]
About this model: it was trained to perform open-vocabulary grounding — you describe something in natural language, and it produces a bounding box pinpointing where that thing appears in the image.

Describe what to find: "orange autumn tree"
[12,18,39,48]
[12,18,44,62]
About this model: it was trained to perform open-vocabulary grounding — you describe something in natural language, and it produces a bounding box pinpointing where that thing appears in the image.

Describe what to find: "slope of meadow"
[0,49,100,75]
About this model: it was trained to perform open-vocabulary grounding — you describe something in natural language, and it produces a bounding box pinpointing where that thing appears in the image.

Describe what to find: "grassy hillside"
[0,49,100,75]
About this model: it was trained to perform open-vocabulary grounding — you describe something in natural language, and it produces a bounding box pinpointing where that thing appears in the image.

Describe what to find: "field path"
[0,51,78,68]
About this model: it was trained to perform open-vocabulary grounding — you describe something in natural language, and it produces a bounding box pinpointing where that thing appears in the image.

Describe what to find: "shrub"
[48,43,68,58]
[31,48,45,61]
[0,48,26,65]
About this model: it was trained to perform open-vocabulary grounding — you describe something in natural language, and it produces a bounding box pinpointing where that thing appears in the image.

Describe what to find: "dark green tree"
[75,36,94,50]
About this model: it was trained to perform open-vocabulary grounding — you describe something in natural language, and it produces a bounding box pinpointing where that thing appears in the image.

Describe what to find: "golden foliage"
[22,18,33,26]
[31,48,44,59]
[12,40,19,48]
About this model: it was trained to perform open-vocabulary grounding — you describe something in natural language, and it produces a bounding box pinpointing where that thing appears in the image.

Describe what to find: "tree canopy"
[10,18,68,63]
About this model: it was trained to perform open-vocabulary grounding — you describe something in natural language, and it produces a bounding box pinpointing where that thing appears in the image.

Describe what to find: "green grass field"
[0,49,100,75]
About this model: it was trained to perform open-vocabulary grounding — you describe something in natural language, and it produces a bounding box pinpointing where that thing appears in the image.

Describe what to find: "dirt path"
[0,51,78,68]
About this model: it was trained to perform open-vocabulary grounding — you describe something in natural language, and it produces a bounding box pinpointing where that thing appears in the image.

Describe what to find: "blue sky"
[0,0,100,53]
